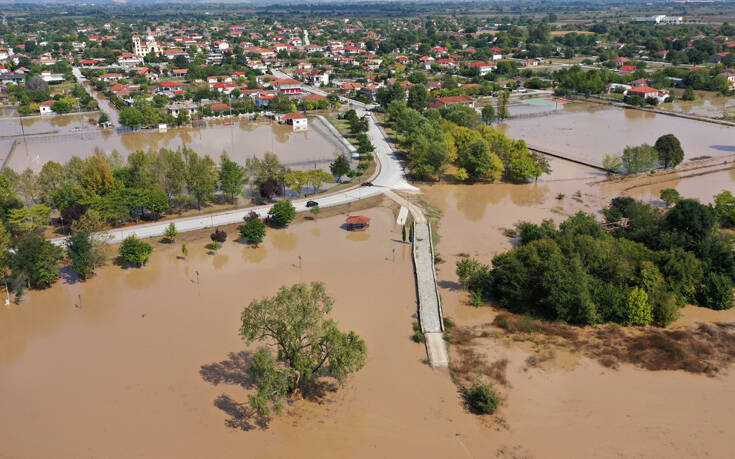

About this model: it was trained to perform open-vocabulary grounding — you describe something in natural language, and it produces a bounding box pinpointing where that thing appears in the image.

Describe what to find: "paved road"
[72,66,120,127]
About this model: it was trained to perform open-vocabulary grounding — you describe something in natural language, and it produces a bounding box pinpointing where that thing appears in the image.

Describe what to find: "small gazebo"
[345,215,371,231]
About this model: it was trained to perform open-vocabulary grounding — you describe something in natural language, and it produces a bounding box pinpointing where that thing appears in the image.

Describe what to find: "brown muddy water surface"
[498,103,735,166]
[418,157,735,458]
[0,207,486,459]
[0,119,340,172]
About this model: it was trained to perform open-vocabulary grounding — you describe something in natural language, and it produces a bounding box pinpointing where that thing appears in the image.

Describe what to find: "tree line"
[457,195,735,327]
[379,85,549,182]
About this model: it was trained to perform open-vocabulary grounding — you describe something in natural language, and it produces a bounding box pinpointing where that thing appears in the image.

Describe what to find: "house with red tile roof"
[426,95,474,109]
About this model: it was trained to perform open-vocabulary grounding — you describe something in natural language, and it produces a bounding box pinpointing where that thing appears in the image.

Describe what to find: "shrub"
[268,200,296,227]
[240,218,266,246]
[210,228,227,243]
[463,381,500,414]
[412,322,425,343]
[119,235,153,267]
[697,273,734,310]
[163,222,178,242]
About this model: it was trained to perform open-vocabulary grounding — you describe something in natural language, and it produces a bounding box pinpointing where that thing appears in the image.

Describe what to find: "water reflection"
[271,229,299,252]
[9,121,338,172]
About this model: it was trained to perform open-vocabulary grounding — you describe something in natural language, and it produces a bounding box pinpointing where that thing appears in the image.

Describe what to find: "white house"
[39,100,55,114]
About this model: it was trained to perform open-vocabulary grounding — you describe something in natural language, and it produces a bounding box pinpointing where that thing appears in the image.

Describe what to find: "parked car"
[306,200,318,207]
[361,181,373,187]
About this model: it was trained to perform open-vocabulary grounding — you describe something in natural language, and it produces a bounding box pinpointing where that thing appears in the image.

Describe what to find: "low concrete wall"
[311,114,358,160]
[574,95,735,127]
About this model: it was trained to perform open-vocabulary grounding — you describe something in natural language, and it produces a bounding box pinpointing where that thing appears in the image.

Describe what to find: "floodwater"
[497,103,735,167]
[659,93,735,119]
[0,207,479,459]
[418,157,735,457]
[0,119,342,172]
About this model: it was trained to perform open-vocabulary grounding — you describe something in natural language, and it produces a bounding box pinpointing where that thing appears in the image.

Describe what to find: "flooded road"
[1,119,341,172]
[498,103,735,166]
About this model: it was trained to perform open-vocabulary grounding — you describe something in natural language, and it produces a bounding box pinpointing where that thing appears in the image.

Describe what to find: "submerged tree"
[239,282,367,417]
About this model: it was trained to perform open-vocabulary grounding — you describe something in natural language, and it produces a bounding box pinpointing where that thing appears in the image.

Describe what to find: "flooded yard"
[1,118,343,172]
[497,103,735,167]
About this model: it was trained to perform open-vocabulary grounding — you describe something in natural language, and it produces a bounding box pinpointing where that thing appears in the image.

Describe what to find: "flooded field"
[659,93,735,119]
[0,118,342,172]
[0,207,481,459]
[498,103,735,167]
[1,157,735,457]
[418,157,735,458]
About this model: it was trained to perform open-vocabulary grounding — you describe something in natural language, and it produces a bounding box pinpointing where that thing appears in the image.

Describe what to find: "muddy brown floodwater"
[419,156,735,458]
[1,119,341,172]
[497,103,735,166]
[0,207,489,459]
[1,157,734,458]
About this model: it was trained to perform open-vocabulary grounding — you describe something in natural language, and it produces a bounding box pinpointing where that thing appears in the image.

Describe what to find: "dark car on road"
[306,200,319,207]
[361,181,373,187]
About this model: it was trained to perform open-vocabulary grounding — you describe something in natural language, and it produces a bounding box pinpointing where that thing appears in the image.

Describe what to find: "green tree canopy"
[239,282,367,416]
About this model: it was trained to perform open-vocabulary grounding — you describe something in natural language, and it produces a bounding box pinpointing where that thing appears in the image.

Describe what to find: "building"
[626,86,669,103]
[273,78,302,95]
[99,73,123,82]
[167,101,197,119]
[632,15,682,24]
[39,100,55,114]
[132,34,162,56]
[468,61,496,76]
[158,81,182,93]
[278,113,308,131]
[426,95,474,109]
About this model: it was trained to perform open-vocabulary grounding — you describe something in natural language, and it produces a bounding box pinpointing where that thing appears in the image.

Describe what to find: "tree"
[219,154,247,202]
[458,139,504,181]
[8,204,51,234]
[184,150,217,209]
[714,190,735,227]
[79,156,114,197]
[268,200,296,226]
[98,112,109,125]
[10,234,63,289]
[621,144,659,173]
[119,107,145,128]
[682,87,695,101]
[697,273,734,310]
[498,91,509,120]
[624,287,653,326]
[52,100,72,114]
[119,235,153,267]
[481,105,496,124]
[305,169,333,194]
[239,218,266,246]
[654,134,684,169]
[660,189,681,207]
[602,154,623,173]
[71,209,107,233]
[330,155,350,183]
[66,231,102,280]
[163,222,178,242]
[239,282,367,416]
[284,170,308,196]
[407,84,428,111]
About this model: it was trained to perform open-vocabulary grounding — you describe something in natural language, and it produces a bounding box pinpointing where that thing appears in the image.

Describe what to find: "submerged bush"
[463,381,500,414]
